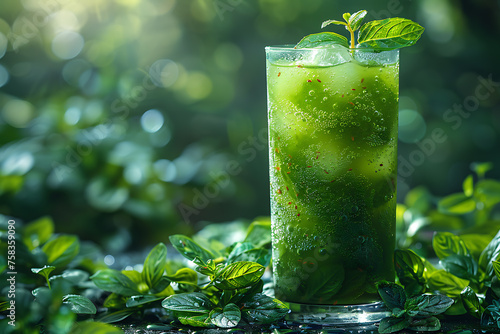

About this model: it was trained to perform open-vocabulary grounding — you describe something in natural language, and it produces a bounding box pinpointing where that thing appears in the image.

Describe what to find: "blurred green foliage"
[0,0,499,248]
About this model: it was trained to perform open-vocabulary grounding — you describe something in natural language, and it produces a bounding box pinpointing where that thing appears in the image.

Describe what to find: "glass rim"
[265,44,399,53]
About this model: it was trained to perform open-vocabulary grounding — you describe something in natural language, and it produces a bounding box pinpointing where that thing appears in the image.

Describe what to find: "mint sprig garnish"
[296,9,424,50]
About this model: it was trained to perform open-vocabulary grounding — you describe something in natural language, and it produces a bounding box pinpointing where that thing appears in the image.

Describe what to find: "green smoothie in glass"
[266,10,423,321]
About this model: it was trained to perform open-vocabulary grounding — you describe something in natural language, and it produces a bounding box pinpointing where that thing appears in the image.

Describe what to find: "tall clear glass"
[266,45,399,325]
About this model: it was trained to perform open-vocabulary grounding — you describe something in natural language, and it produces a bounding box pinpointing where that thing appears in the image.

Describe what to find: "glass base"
[285,301,389,327]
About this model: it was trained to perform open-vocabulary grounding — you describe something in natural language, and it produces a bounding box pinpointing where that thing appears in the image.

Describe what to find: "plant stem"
[348,26,355,48]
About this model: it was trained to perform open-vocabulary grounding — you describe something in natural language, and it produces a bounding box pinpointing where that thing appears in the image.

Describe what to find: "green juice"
[266,46,399,305]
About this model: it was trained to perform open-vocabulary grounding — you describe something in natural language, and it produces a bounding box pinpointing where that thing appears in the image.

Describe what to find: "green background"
[0,0,499,249]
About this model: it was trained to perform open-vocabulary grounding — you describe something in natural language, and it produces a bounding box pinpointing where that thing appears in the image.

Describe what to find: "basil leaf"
[22,216,54,251]
[295,32,349,49]
[178,313,213,328]
[378,316,409,334]
[96,309,134,324]
[142,243,167,290]
[62,294,97,314]
[71,322,123,334]
[214,262,265,290]
[460,234,492,261]
[169,235,214,263]
[405,294,454,317]
[427,269,469,298]
[463,174,474,197]
[394,249,426,296]
[348,10,367,31]
[377,281,407,311]
[461,286,481,318]
[433,232,470,260]
[438,193,476,215]
[90,269,140,296]
[342,13,351,22]
[126,295,163,307]
[440,254,478,281]
[321,19,347,28]
[228,248,271,267]
[241,293,289,324]
[358,18,424,49]
[243,218,272,248]
[42,235,80,268]
[210,303,241,328]
[161,292,214,313]
[479,230,500,279]
[407,316,441,331]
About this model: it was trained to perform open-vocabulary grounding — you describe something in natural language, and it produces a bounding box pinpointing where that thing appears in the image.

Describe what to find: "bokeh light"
[51,30,85,60]
[398,109,427,144]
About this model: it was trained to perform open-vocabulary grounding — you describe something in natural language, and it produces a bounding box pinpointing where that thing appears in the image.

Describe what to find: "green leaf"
[342,13,351,22]
[461,286,481,318]
[62,294,97,314]
[474,179,500,208]
[470,162,493,179]
[161,292,214,313]
[178,314,213,328]
[71,321,123,334]
[42,235,80,268]
[377,281,406,311]
[166,268,198,285]
[460,234,492,261]
[321,19,347,28]
[169,235,214,263]
[433,232,470,260]
[103,293,126,309]
[394,249,426,296]
[96,309,134,324]
[427,269,469,298]
[244,218,272,248]
[142,242,168,289]
[378,316,409,334]
[214,262,265,290]
[241,293,289,324]
[126,294,163,307]
[295,32,349,49]
[348,10,368,31]
[31,265,56,285]
[210,303,241,328]
[62,269,90,285]
[90,269,140,296]
[358,18,424,49]
[463,174,474,197]
[479,230,500,279]
[440,254,478,281]
[405,294,454,317]
[438,193,476,215]
[407,316,441,331]
[22,216,54,250]
[404,186,432,214]
[301,264,344,300]
[493,261,500,280]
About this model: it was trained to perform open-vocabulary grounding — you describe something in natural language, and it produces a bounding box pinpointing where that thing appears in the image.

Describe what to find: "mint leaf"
[214,261,265,290]
[321,19,347,28]
[342,13,351,22]
[479,230,500,279]
[161,292,214,313]
[407,316,441,331]
[90,269,140,296]
[22,216,54,251]
[494,261,500,280]
[427,269,469,298]
[348,10,367,31]
[31,265,56,288]
[166,268,198,285]
[210,303,241,328]
[62,294,97,314]
[461,286,482,318]
[440,254,478,282]
[142,242,168,290]
[378,316,409,334]
[377,281,407,311]
[358,18,424,49]
[241,293,289,324]
[295,32,349,49]
[42,235,80,268]
[169,235,214,263]
[243,218,271,248]
[432,232,470,260]
[438,193,476,215]
[405,294,454,317]
[126,295,163,307]
[394,249,426,296]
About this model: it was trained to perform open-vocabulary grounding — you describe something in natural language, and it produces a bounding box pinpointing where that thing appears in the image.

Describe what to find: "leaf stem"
[348,25,355,49]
